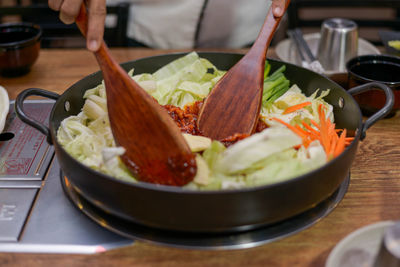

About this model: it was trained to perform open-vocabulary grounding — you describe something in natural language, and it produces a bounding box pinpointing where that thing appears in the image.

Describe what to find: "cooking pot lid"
[62,173,349,250]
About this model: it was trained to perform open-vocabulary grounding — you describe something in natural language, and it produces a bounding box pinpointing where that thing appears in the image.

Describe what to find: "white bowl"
[0,85,9,133]
[325,221,394,267]
[275,32,381,76]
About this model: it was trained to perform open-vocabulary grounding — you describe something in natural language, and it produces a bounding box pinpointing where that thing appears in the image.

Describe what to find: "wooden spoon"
[197,0,290,140]
[75,4,196,186]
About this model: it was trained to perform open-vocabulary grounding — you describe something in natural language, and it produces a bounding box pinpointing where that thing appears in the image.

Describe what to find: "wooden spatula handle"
[197,0,290,140]
[247,0,291,63]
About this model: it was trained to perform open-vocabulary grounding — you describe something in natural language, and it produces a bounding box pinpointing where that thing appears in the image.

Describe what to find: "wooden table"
[1,48,400,267]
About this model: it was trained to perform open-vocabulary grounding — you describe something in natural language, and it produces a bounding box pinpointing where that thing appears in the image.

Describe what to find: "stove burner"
[61,173,349,250]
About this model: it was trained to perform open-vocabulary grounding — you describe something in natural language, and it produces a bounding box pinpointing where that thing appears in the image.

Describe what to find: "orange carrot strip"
[328,135,338,159]
[318,104,330,154]
[303,131,320,142]
[310,119,320,130]
[283,102,312,114]
[301,121,320,136]
[295,125,310,136]
[309,133,321,142]
[334,129,347,157]
[271,118,307,139]
[295,125,314,148]
[303,138,311,148]
[325,118,335,141]
[328,121,336,136]
[328,121,339,153]
[344,137,354,145]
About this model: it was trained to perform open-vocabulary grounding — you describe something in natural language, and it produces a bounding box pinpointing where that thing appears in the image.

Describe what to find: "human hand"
[48,0,106,51]
[271,0,287,17]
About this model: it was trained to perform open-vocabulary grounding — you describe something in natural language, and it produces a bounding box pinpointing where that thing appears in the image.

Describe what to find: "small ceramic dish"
[347,54,400,117]
[0,22,42,77]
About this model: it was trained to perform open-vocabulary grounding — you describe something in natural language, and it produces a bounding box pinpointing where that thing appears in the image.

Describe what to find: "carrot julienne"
[328,136,337,159]
[295,125,309,136]
[334,129,347,157]
[271,103,354,160]
[282,101,312,114]
[318,104,330,154]
[310,119,320,130]
[270,118,307,139]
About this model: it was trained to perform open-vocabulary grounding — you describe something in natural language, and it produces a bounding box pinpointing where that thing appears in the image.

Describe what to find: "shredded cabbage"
[261,84,333,128]
[57,52,333,190]
[131,52,226,108]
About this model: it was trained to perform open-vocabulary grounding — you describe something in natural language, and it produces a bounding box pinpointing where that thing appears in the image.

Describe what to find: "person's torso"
[107,0,270,49]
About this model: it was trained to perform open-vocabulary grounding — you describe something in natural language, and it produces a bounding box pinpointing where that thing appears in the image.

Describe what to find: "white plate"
[275,32,381,76]
[325,221,395,267]
[0,85,9,133]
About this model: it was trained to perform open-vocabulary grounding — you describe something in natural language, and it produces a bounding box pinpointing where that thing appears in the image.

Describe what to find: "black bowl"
[346,54,400,117]
[0,22,42,77]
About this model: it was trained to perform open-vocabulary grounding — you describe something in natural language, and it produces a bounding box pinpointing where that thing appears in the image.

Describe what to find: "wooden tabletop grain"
[1,48,400,267]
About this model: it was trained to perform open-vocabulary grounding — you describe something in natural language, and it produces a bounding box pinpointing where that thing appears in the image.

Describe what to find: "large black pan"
[15,52,394,233]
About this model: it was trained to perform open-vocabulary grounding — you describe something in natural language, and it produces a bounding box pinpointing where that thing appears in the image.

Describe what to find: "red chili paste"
[163,101,268,147]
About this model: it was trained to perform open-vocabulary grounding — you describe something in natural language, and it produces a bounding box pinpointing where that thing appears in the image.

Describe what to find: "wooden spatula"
[75,4,196,186]
[197,0,290,140]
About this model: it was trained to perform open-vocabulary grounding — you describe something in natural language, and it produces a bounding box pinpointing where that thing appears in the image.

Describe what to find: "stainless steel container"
[317,18,358,72]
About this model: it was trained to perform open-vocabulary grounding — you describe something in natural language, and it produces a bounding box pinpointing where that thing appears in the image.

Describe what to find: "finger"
[59,0,83,24]
[48,0,63,11]
[87,0,106,51]
[272,0,286,17]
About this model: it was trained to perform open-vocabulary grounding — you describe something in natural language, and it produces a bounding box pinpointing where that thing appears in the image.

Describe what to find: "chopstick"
[287,29,326,74]
[294,28,316,62]
[287,29,309,69]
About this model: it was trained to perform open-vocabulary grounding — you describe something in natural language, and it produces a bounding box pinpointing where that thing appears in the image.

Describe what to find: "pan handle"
[15,88,60,144]
[347,82,394,140]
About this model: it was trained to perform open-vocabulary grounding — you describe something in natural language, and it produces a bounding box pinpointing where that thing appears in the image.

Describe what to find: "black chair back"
[0,3,129,48]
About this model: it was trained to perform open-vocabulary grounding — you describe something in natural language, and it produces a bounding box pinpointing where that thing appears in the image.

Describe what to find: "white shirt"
[106,0,271,49]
